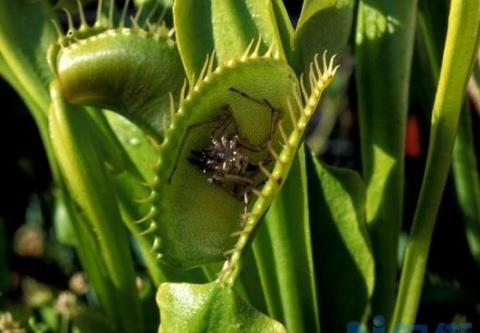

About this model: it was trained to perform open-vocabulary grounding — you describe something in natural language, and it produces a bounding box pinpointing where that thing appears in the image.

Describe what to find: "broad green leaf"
[294,0,354,73]
[156,282,287,333]
[235,247,269,314]
[173,0,286,80]
[355,0,418,319]
[251,146,320,333]
[306,152,374,332]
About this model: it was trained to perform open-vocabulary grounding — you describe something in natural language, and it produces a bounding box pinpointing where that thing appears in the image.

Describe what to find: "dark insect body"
[187,88,279,207]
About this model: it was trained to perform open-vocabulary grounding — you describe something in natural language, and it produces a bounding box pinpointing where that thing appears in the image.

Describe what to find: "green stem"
[418,0,480,278]
[59,187,119,324]
[392,0,480,327]
[1,25,123,327]
[50,82,143,333]
[355,0,418,320]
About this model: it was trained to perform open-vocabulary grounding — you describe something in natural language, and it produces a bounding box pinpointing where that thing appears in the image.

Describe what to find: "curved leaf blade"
[294,0,354,73]
[157,282,287,333]
[306,151,374,332]
[174,0,286,79]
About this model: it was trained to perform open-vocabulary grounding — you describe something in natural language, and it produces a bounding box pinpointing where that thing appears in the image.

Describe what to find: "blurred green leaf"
[355,0,418,319]
[71,307,116,333]
[306,151,374,332]
[173,0,286,80]
[134,0,174,26]
[294,0,354,73]
[251,146,320,333]
[452,105,480,266]
[157,282,286,333]
[53,0,96,12]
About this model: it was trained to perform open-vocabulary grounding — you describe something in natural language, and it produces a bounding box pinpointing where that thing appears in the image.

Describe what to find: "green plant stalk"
[1,2,151,325]
[2,34,139,329]
[417,2,480,271]
[2,29,129,327]
[49,82,142,333]
[417,11,440,80]
[355,0,418,319]
[392,0,480,326]
[57,188,119,324]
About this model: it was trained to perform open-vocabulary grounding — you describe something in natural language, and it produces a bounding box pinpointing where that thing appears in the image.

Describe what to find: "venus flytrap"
[140,47,301,267]
[5,1,478,332]
[155,51,337,333]
[217,53,338,285]
[40,2,339,331]
[48,1,184,140]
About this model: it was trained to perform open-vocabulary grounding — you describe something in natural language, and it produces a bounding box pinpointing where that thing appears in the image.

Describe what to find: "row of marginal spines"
[52,0,173,45]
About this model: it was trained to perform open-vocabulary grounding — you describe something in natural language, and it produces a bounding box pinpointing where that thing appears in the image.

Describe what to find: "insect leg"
[168,114,226,183]
[228,87,282,150]
[211,106,235,139]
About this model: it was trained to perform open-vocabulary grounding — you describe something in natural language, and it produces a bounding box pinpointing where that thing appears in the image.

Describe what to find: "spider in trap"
[187,88,282,221]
